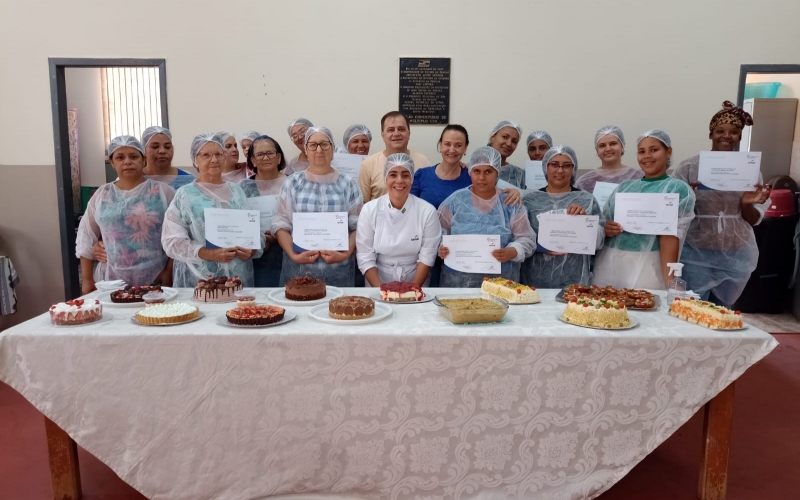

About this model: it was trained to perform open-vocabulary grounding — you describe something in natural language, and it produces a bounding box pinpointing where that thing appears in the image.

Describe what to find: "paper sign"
[292,212,349,252]
[698,151,761,191]
[204,208,261,250]
[524,160,548,190]
[613,193,679,236]
[442,234,501,274]
[332,153,367,178]
[249,195,279,232]
[537,214,599,255]
[592,182,618,209]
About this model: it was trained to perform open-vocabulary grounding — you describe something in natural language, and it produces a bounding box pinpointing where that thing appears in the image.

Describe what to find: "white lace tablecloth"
[0,289,777,500]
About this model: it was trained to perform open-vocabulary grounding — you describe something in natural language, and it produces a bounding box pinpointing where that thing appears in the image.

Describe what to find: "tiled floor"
[742,312,800,333]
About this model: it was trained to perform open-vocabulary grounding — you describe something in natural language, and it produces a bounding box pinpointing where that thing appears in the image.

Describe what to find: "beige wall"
[65,68,107,187]
[745,73,800,180]
[0,165,65,329]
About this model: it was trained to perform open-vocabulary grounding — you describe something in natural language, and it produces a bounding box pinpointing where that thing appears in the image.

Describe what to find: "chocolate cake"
[328,296,375,320]
[285,276,326,301]
[226,305,286,326]
[110,284,163,303]
[194,276,243,303]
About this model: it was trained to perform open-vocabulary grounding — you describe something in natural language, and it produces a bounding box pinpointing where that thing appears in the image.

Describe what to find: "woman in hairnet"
[438,146,535,287]
[575,125,643,193]
[526,131,553,161]
[216,131,248,184]
[140,126,196,190]
[594,130,696,290]
[343,124,372,156]
[76,136,175,294]
[240,130,261,160]
[162,133,263,287]
[488,120,526,189]
[521,145,605,288]
[673,101,771,306]
[357,154,441,286]
[240,135,288,287]
[284,118,313,176]
[273,126,363,286]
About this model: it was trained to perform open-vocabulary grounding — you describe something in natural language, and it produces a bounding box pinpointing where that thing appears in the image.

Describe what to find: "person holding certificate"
[76,136,175,294]
[575,125,643,194]
[272,126,363,286]
[162,133,262,287]
[672,101,771,306]
[526,130,553,161]
[240,135,288,287]
[437,147,535,287]
[343,124,372,155]
[521,145,605,289]
[594,130,696,290]
[356,154,441,286]
[489,120,526,189]
[284,118,313,176]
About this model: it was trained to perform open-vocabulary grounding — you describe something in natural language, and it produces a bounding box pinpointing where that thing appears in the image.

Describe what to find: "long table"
[0,288,777,500]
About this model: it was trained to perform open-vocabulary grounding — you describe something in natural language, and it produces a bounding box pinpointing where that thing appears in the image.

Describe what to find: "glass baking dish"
[433,294,509,324]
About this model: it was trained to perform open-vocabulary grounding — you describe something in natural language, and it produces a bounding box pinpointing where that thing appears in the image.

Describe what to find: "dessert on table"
[50,299,103,326]
[142,292,166,306]
[562,284,656,310]
[110,284,163,303]
[226,305,286,326]
[285,276,327,301]
[379,281,425,302]
[194,276,243,302]
[135,303,199,325]
[234,290,257,307]
[328,296,375,320]
[669,297,743,330]
[561,297,631,328]
[435,297,508,324]
[481,277,540,304]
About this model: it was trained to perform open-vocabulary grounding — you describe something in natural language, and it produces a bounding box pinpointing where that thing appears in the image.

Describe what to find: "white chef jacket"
[356,194,441,284]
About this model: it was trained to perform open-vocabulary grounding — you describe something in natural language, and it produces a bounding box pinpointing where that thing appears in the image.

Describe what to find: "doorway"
[49,58,168,299]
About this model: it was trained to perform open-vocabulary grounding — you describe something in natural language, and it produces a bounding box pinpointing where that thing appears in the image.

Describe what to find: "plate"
[267,286,343,306]
[98,287,179,307]
[371,289,435,304]
[555,288,660,311]
[556,313,639,331]
[47,313,115,328]
[130,311,206,327]
[214,311,297,329]
[308,302,392,325]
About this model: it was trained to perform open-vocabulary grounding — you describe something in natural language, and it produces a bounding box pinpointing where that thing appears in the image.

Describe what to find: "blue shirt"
[411,165,472,209]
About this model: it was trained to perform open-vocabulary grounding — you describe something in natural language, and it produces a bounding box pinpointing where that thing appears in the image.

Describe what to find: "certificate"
[332,153,367,179]
[537,213,599,255]
[442,234,501,274]
[249,195,279,231]
[613,193,679,236]
[592,182,618,209]
[204,208,261,250]
[292,212,349,252]
[524,160,548,190]
[698,151,762,191]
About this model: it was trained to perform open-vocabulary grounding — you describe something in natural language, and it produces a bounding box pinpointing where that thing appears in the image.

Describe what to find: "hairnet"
[490,120,522,138]
[343,124,372,146]
[384,153,415,179]
[594,125,626,149]
[526,131,553,148]
[287,118,313,135]
[108,135,144,157]
[468,146,502,173]
[240,130,261,142]
[216,131,234,144]
[637,129,671,149]
[541,145,578,185]
[190,133,225,167]
[303,126,335,147]
[141,126,172,148]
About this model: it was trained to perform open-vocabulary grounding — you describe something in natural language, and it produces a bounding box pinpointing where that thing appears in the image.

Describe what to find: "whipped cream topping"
[51,301,102,315]
[137,302,197,318]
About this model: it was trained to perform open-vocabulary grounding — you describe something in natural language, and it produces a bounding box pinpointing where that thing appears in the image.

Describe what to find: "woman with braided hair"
[672,100,771,307]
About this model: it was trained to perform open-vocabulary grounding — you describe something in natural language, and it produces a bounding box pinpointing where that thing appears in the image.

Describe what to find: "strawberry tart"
[50,299,103,326]
[226,305,285,326]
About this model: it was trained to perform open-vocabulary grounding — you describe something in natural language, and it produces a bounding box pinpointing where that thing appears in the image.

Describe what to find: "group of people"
[76,101,771,308]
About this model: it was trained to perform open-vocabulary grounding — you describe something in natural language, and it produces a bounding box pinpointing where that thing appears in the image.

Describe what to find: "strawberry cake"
[50,299,103,326]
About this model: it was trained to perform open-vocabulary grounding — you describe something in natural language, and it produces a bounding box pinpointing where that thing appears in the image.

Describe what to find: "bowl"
[433,294,509,324]
[142,292,166,306]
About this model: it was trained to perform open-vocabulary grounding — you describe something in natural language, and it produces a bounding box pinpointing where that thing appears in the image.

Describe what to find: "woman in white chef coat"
[356,153,441,286]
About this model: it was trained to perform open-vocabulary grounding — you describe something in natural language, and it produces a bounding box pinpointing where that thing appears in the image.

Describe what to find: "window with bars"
[101,67,162,150]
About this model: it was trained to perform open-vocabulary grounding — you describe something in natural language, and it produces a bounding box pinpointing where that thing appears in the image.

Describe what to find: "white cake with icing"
[135,302,199,325]
[481,277,540,304]
[562,297,630,328]
[50,299,103,325]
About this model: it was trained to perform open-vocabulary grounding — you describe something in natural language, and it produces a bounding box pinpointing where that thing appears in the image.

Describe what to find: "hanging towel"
[0,256,19,315]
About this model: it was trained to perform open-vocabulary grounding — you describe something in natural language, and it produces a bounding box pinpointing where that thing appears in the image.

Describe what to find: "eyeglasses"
[546,162,575,171]
[290,128,308,141]
[197,152,225,161]
[307,141,332,151]
[253,151,278,160]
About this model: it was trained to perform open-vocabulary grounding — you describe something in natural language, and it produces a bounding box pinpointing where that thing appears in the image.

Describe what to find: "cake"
[380,281,424,302]
[194,276,242,302]
[563,284,656,310]
[110,284,162,303]
[135,302,199,325]
[235,290,257,307]
[436,298,507,324]
[481,277,540,304]
[50,299,103,326]
[669,297,743,330]
[142,292,166,306]
[285,276,327,301]
[226,305,286,326]
[329,296,375,320]
[562,297,631,328]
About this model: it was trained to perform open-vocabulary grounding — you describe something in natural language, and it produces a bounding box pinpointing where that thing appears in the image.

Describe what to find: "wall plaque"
[399,57,450,125]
